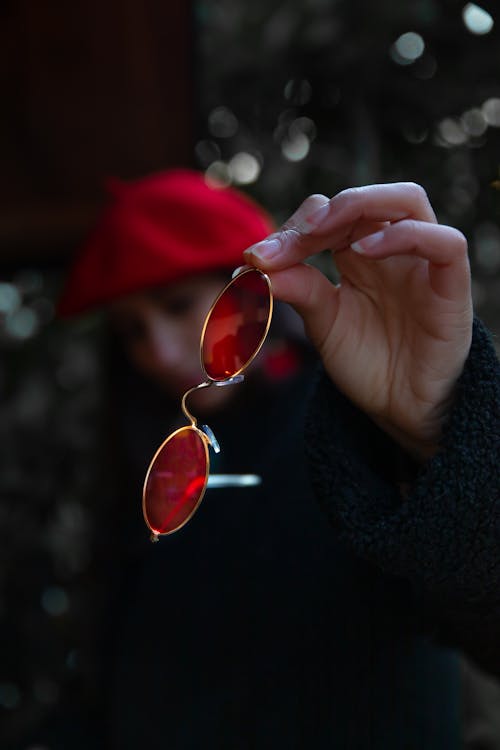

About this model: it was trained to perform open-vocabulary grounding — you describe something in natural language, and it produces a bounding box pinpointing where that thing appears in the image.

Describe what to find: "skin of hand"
[242,183,473,461]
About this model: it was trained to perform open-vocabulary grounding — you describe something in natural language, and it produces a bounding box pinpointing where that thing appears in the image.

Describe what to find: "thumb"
[243,194,331,270]
[265,263,340,355]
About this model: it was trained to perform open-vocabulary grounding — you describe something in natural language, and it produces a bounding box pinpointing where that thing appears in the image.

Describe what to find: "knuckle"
[282,193,330,236]
[280,225,303,244]
[307,192,330,204]
[453,229,468,256]
[404,219,419,246]
[401,181,429,202]
[331,186,368,214]
[335,186,364,203]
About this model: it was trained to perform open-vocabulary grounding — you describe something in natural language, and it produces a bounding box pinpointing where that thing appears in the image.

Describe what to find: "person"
[24,172,500,748]
[51,169,341,750]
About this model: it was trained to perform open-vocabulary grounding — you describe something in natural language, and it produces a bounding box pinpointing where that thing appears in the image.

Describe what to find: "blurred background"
[1,0,499,744]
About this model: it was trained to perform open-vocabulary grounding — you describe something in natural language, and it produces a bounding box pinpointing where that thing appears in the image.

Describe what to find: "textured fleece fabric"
[306,317,500,677]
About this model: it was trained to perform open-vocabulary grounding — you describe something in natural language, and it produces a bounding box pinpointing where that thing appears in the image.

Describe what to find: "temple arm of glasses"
[207,474,262,488]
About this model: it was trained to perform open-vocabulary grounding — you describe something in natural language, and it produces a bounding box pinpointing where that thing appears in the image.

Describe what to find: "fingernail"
[244,237,282,262]
[231,265,249,278]
[351,229,385,254]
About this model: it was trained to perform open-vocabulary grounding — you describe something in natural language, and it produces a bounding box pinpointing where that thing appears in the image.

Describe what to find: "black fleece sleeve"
[305,318,500,674]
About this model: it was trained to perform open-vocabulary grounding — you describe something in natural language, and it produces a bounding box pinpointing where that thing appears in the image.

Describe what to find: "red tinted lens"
[143,427,208,535]
[202,270,271,381]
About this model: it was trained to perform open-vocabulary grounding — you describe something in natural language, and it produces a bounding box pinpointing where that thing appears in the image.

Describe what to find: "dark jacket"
[15,320,500,749]
[100,319,499,749]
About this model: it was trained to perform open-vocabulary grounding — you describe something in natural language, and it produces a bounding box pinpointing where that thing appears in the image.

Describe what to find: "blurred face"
[108,274,235,412]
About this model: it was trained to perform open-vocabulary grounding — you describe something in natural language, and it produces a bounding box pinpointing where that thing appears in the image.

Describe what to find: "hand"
[243,183,473,460]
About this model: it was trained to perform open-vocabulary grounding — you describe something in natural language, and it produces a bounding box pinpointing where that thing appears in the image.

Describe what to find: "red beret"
[57,169,274,317]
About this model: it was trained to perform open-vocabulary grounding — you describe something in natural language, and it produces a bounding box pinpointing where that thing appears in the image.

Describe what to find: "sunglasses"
[142,267,273,541]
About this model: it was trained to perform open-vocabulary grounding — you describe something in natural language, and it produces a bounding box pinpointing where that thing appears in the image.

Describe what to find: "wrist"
[371,416,442,464]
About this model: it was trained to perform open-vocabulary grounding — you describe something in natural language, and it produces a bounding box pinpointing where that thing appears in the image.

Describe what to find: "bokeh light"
[482,98,500,126]
[437,118,468,146]
[0,283,21,315]
[208,105,239,138]
[4,307,38,340]
[474,222,500,273]
[195,139,222,166]
[460,108,487,137]
[228,152,261,184]
[390,31,425,65]
[283,78,312,106]
[0,682,21,710]
[204,160,232,187]
[281,131,310,162]
[462,3,494,35]
[41,586,70,617]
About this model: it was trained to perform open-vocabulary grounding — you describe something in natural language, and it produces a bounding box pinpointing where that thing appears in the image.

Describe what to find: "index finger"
[244,182,437,271]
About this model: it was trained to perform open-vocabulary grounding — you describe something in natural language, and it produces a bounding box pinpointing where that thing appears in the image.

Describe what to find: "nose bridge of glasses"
[181,380,213,426]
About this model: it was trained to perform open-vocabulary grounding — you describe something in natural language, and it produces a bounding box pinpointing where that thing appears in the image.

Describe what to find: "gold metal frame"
[142,424,210,542]
[199,267,273,382]
[142,268,273,540]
